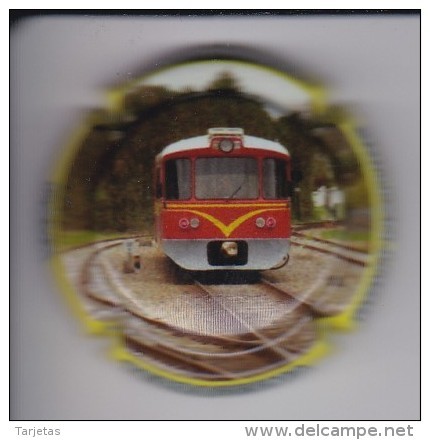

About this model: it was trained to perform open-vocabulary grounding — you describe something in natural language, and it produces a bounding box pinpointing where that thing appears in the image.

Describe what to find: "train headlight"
[219,139,234,153]
[255,217,266,228]
[266,217,277,228]
[179,218,190,229]
[190,217,200,228]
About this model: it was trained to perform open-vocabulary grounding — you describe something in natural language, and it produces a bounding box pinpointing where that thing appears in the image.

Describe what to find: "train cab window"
[195,157,258,199]
[165,159,191,200]
[263,158,288,199]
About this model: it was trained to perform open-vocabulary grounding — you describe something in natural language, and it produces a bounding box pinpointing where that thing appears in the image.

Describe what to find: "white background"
[10,12,420,421]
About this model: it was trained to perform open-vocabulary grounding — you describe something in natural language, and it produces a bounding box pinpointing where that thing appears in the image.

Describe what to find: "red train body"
[154,128,292,271]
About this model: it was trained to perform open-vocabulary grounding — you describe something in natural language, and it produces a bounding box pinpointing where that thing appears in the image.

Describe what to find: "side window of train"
[165,158,191,200]
[263,158,288,199]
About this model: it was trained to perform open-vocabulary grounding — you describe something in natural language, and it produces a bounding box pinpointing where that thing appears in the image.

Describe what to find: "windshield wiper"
[227,180,244,199]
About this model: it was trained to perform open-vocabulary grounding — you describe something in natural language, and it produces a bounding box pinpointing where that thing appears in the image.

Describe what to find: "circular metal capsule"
[48,50,384,390]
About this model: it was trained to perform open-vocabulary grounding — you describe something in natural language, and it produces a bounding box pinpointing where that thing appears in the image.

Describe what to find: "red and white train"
[154,128,292,271]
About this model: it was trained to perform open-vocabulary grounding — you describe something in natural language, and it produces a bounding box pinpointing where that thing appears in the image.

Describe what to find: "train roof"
[157,134,289,159]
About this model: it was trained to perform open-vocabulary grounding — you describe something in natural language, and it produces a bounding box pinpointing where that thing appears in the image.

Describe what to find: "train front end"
[154,128,292,271]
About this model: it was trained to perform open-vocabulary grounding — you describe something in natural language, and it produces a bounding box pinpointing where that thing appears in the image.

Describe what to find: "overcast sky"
[138,60,313,114]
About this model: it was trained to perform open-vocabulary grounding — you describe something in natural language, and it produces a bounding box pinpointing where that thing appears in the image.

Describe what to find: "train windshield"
[195,157,258,199]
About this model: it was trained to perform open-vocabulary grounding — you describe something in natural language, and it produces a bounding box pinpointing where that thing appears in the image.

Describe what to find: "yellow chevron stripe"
[170,208,286,237]
[167,202,286,209]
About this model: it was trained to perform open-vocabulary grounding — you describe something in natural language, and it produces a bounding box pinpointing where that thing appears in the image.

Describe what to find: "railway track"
[122,278,316,381]
[67,240,318,380]
[60,228,369,382]
[290,234,369,267]
[292,230,368,254]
